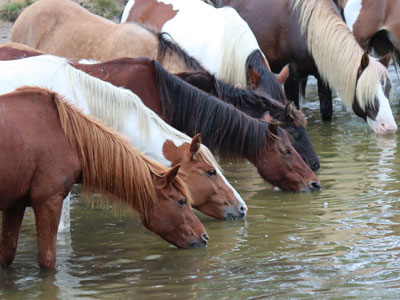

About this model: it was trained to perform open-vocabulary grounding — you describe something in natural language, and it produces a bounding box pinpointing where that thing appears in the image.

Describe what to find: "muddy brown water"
[1,68,400,299]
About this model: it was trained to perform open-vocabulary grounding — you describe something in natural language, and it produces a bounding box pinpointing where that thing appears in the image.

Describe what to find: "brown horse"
[0,87,208,270]
[333,0,400,61]
[213,0,396,135]
[0,43,247,220]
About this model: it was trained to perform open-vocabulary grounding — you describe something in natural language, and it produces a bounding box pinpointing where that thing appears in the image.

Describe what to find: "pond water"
[1,70,400,299]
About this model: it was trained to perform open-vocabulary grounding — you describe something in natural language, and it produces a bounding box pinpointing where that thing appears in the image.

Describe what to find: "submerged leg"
[58,192,71,233]
[32,195,64,270]
[0,204,26,268]
[318,78,333,121]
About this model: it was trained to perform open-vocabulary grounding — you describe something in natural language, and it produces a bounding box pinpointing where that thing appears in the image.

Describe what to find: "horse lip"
[189,241,207,249]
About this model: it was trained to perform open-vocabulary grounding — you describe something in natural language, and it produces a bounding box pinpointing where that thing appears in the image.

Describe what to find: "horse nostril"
[309,181,321,190]
[313,162,320,171]
[239,205,247,217]
[201,233,209,243]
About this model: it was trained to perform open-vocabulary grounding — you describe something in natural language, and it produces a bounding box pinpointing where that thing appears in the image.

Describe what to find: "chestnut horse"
[121,0,287,102]
[0,43,319,171]
[0,54,247,228]
[0,87,208,270]
[333,0,400,61]
[213,0,396,135]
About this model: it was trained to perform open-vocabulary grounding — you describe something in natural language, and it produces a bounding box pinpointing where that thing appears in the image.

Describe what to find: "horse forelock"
[290,0,390,111]
[218,7,261,86]
[153,59,276,161]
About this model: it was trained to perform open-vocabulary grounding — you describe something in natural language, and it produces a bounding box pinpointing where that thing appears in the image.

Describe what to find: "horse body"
[121,0,287,102]
[215,0,397,135]
[0,87,207,269]
[0,53,247,220]
[11,0,192,74]
[334,0,400,59]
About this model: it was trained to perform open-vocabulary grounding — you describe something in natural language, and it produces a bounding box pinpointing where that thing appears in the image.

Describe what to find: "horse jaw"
[367,84,397,134]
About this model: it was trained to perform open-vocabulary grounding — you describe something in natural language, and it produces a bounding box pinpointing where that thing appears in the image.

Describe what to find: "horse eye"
[178,198,187,207]
[206,169,217,177]
[281,148,291,156]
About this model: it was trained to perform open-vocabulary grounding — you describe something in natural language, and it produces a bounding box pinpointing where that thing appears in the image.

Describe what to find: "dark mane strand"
[153,60,281,160]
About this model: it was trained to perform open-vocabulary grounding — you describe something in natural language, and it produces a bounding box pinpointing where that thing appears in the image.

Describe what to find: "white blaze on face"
[217,169,248,216]
[367,83,398,134]
[343,0,363,32]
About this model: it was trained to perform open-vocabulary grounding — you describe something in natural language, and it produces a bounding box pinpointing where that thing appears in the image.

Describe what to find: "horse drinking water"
[0,87,208,270]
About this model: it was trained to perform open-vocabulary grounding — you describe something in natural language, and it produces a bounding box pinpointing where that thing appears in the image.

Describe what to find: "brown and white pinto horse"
[213,0,396,135]
[0,44,247,221]
[121,0,288,102]
[0,87,208,270]
[333,0,400,61]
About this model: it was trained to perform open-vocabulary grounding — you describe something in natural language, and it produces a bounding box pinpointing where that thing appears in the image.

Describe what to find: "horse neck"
[52,89,160,220]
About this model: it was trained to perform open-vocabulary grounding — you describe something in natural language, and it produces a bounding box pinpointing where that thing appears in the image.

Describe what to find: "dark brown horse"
[213,0,396,135]
[0,87,208,270]
[0,44,321,185]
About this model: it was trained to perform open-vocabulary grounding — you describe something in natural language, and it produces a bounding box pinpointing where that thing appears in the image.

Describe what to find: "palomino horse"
[0,43,319,171]
[176,70,320,170]
[0,54,247,226]
[0,87,208,270]
[213,0,397,135]
[0,54,319,192]
[121,0,288,102]
[333,0,400,61]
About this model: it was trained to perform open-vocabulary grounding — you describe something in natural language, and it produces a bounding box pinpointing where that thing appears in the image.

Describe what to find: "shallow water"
[1,70,400,299]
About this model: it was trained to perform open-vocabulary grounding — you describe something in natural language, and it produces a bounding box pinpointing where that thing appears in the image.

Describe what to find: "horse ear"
[285,102,294,119]
[276,64,290,85]
[379,52,392,67]
[162,139,181,164]
[360,52,370,70]
[268,120,279,135]
[190,133,202,160]
[247,66,261,89]
[260,111,273,123]
[165,164,181,186]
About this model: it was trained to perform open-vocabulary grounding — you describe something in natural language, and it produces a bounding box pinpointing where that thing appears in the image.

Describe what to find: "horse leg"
[32,195,64,270]
[318,78,333,121]
[284,65,300,108]
[58,192,71,233]
[0,204,26,268]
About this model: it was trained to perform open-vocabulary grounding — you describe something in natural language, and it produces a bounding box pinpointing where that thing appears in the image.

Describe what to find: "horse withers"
[0,87,208,270]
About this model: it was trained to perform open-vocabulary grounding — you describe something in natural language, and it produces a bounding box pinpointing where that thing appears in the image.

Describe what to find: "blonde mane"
[219,6,262,87]
[60,57,221,170]
[17,87,191,223]
[290,0,392,110]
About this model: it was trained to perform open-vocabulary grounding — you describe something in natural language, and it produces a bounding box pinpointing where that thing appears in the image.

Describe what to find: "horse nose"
[308,181,321,190]
[382,122,398,134]
[312,162,320,171]
[201,233,209,243]
[239,204,248,217]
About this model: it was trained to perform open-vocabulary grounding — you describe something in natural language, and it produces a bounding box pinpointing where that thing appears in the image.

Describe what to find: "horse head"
[353,52,397,134]
[163,134,247,220]
[252,121,321,192]
[145,165,209,249]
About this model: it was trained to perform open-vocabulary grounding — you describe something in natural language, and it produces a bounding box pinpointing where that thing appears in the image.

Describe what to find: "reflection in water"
[1,69,400,299]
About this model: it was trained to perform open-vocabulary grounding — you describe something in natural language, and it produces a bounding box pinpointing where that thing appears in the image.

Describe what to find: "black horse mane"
[246,50,288,103]
[152,60,284,160]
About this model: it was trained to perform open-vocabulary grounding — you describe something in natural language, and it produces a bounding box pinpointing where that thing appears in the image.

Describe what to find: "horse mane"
[15,87,190,224]
[245,50,288,103]
[58,55,221,170]
[218,7,263,87]
[214,72,306,127]
[153,60,283,160]
[290,0,392,110]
